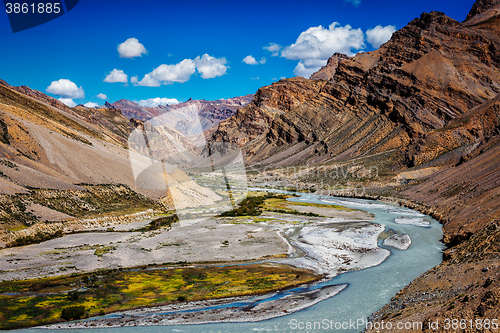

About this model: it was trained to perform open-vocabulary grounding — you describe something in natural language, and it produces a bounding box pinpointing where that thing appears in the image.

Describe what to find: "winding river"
[11,192,444,333]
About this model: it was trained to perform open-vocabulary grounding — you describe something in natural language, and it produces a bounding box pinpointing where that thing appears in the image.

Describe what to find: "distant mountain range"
[109,95,253,134]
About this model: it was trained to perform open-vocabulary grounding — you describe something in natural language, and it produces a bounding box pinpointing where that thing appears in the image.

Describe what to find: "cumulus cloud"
[96,93,107,100]
[84,102,100,108]
[366,25,396,49]
[46,79,85,99]
[281,22,365,77]
[104,69,128,83]
[137,54,227,86]
[243,55,266,65]
[130,76,138,84]
[58,98,76,107]
[243,55,258,65]
[293,59,329,77]
[117,38,147,58]
[138,59,196,86]
[264,43,282,56]
[137,97,180,107]
[194,54,227,79]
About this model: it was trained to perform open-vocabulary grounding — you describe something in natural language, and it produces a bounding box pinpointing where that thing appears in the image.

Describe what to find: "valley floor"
[0,195,388,329]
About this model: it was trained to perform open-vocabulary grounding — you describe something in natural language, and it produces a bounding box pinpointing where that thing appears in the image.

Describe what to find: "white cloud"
[46,79,85,99]
[243,55,266,65]
[137,54,227,86]
[84,102,100,108]
[96,93,107,100]
[194,54,227,79]
[58,98,76,107]
[130,76,138,84]
[366,25,396,49]
[117,38,147,58]
[293,59,329,77]
[138,59,196,86]
[345,0,361,7]
[104,69,128,83]
[281,22,365,77]
[243,55,258,65]
[137,97,180,107]
[264,43,282,56]
[250,77,260,80]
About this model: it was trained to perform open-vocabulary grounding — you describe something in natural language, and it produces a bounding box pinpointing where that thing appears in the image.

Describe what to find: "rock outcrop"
[310,53,350,80]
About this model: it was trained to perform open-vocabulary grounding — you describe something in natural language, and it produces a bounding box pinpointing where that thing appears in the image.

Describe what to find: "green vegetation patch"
[217,193,345,218]
[253,218,276,223]
[93,245,116,257]
[285,201,354,211]
[219,193,291,217]
[263,198,325,217]
[0,196,38,228]
[6,229,64,248]
[137,214,179,232]
[30,184,160,218]
[0,263,320,329]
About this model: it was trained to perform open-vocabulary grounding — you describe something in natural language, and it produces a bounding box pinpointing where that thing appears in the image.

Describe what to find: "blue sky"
[0,0,474,107]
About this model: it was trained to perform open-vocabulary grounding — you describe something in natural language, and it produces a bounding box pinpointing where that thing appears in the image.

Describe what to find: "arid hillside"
[0,82,222,235]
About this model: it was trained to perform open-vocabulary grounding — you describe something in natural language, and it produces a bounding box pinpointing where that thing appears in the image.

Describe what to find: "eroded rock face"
[209,8,500,168]
[310,53,350,81]
[465,0,500,22]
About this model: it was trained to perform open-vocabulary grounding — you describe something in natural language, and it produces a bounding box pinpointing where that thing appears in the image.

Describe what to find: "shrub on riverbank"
[219,193,290,217]
[137,214,179,231]
[61,305,86,321]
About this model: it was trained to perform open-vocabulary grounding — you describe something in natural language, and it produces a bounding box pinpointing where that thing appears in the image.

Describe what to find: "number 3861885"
[5,3,61,14]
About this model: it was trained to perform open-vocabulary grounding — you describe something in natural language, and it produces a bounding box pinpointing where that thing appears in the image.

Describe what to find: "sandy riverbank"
[281,222,390,277]
[0,201,374,281]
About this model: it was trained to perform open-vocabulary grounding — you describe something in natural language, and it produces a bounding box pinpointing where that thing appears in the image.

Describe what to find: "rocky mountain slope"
[208,0,500,328]
[0,82,222,235]
[210,6,500,170]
